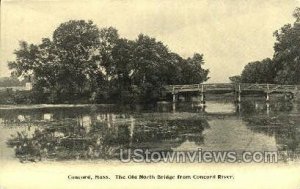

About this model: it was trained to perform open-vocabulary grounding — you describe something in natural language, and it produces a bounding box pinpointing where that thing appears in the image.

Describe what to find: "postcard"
[0,0,300,188]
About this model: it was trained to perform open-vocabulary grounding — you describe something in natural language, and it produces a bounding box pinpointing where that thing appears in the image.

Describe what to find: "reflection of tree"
[240,101,257,115]
[131,119,209,150]
[272,100,293,112]
[243,114,300,160]
[240,99,294,115]
[0,106,114,126]
[7,119,119,162]
[7,117,209,162]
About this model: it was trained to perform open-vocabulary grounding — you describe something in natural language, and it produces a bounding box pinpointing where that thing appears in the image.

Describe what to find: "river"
[0,97,299,163]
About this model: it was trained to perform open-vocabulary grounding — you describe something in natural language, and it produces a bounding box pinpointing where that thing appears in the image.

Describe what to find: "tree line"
[230,8,300,85]
[8,20,209,104]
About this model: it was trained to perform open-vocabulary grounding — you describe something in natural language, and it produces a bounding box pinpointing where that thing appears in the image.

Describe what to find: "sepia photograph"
[0,0,300,188]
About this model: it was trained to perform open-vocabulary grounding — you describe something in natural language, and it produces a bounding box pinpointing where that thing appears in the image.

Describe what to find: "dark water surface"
[0,98,299,163]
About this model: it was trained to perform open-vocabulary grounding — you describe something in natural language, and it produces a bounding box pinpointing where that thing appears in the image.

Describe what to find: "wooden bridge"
[164,83,300,103]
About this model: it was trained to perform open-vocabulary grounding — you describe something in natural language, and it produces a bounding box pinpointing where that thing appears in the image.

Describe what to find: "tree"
[130,34,209,102]
[236,8,300,85]
[179,53,209,84]
[9,20,103,103]
[52,20,102,100]
[229,75,241,83]
[240,58,275,83]
[98,27,120,80]
[129,34,172,102]
[8,20,210,104]
[272,7,300,84]
[109,38,135,103]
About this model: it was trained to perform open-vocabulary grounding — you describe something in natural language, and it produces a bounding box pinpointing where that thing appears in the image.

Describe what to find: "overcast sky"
[1,0,299,82]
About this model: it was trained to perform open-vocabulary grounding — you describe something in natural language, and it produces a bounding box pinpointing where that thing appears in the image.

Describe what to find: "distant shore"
[0,104,116,110]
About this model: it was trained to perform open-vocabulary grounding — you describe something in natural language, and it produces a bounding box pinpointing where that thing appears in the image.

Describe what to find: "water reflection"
[0,99,299,162]
[243,114,300,161]
[5,114,209,162]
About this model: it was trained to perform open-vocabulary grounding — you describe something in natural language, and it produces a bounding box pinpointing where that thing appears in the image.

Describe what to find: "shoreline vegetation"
[229,8,300,85]
[0,91,295,106]
[0,104,115,110]
[4,19,209,105]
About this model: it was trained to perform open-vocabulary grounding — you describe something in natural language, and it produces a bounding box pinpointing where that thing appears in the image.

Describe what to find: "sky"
[1,0,299,82]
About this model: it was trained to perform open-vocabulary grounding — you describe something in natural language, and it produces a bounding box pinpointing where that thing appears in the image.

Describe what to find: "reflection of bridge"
[164,83,300,103]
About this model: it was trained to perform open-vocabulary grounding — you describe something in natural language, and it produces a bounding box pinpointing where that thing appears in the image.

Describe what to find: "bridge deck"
[164,83,299,94]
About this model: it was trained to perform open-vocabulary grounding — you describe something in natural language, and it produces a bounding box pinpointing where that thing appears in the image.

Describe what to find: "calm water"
[0,98,299,163]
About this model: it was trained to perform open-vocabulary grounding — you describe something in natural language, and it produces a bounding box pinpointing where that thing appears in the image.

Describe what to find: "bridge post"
[172,86,177,103]
[236,84,241,103]
[200,84,205,105]
[172,86,176,112]
[173,93,176,103]
[172,103,176,112]
[266,102,270,116]
[266,93,270,102]
[266,84,270,102]
[236,102,241,115]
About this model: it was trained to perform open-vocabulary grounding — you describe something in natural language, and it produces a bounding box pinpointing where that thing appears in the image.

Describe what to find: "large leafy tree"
[235,8,300,85]
[52,20,102,100]
[272,8,300,84]
[9,20,103,102]
[229,75,241,83]
[240,58,275,83]
[98,27,120,80]
[109,38,135,102]
[130,34,209,102]
[179,53,209,84]
[130,34,173,102]
[8,20,210,104]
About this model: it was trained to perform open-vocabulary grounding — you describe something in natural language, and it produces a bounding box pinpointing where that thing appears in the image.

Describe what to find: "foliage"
[233,8,300,85]
[272,8,300,84]
[240,58,275,83]
[8,20,209,104]
[229,75,241,83]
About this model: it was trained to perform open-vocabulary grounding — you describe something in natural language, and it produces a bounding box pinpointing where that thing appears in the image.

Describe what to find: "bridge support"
[172,93,177,103]
[266,103,270,116]
[172,86,177,112]
[235,84,241,103]
[172,102,176,112]
[172,93,177,112]
[172,86,177,103]
[200,92,205,104]
[199,84,206,105]
[236,103,241,115]
[266,84,270,102]
[266,92,270,102]
[237,92,241,103]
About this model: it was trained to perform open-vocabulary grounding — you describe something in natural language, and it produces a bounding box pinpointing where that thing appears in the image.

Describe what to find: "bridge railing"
[239,83,298,91]
[164,83,300,93]
[203,83,234,90]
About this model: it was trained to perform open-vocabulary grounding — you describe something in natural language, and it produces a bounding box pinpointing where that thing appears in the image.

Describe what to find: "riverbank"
[0,104,116,110]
